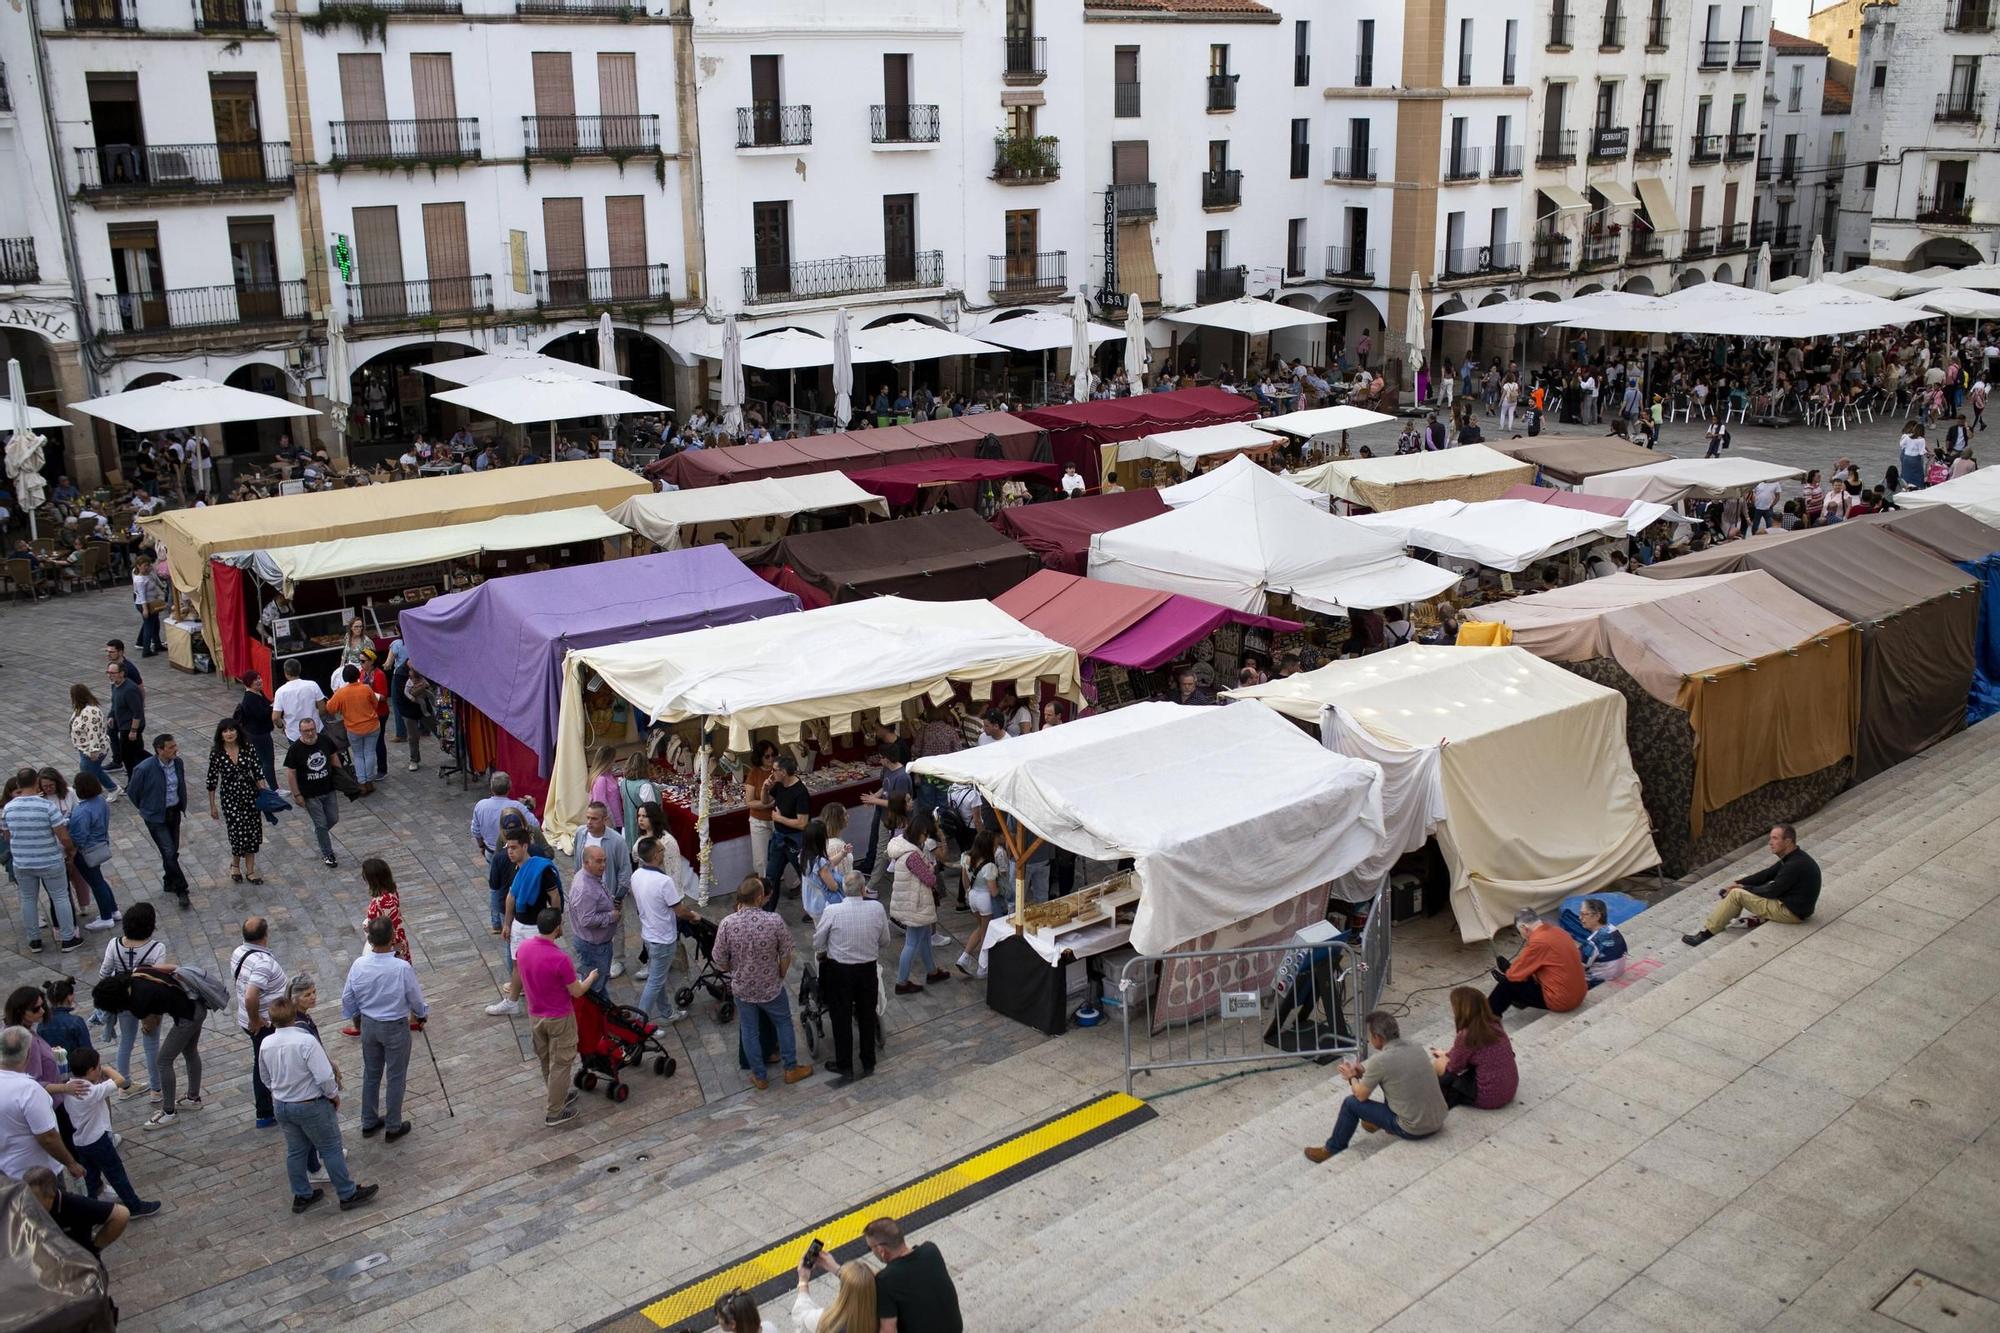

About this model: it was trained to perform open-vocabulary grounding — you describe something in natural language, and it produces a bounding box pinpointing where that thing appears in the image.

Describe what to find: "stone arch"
[1,326,78,489]
[217,362,306,459]
[1620,275,1656,294]
[1712,262,1736,286]
[862,310,948,331]
[1674,268,1708,290]
[1906,236,1987,269]
[346,337,485,452]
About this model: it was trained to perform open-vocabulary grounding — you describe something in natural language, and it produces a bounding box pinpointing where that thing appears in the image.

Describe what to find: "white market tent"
[1348,498,1628,572]
[1159,454,1327,509]
[1579,456,1804,505]
[1894,467,2000,527]
[1088,458,1459,615]
[216,506,627,593]
[1225,645,1660,940]
[1896,263,2000,293]
[974,310,1124,353]
[544,596,1082,846]
[417,350,627,386]
[1285,443,1533,510]
[909,701,1388,955]
[70,378,320,432]
[1254,405,1398,438]
[1114,419,1282,467]
[1895,289,2000,320]
[851,319,1007,364]
[610,474,889,549]
[432,370,672,459]
[0,402,68,432]
[1435,297,1568,326]
[1161,296,1334,337]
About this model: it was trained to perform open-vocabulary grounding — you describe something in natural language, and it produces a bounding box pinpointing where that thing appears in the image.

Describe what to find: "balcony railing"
[993,134,1060,182]
[1636,122,1674,157]
[1530,235,1572,272]
[1548,8,1574,46]
[1683,226,1716,255]
[1735,38,1762,65]
[1717,222,1747,250]
[1756,156,1773,180]
[1916,193,1976,224]
[1354,55,1374,86]
[1005,35,1047,81]
[515,0,645,12]
[192,0,262,30]
[1946,0,1994,28]
[1207,73,1239,112]
[1294,52,1311,85]
[989,251,1066,300]
[98,281,307,335]
[1690,133,1722,162]
[1195,266,1246,303]
[1591,126,1630,160]
[1114,81,1140,117]
[1491,145,1524,177]
[1329,147,1377,181]
[1699,38,1731,67]
[1937,90,1986,123]
[0,239,40,284]
[1445,147,1483,181]
[1581,233,1622,267]
[330,119,479,163]
[870,104,940,145]
[74,142,292,192]
[1537,130,1577,164]
[1753,219,1774,244]
[1777,155,1800,180]
[347,274,493,322]
[522,114,658,157]
[533,263,670,310]
[1825,153,1846,181]
[1728,132,1759,161]
[1629,230,1667,260]
[1600,12,1625,47]
[1773,224,1800,248]
[1325,245,1375,280]
[1201,168,1242,208]
[333,0,463,11]
[736,104,811,149]
[743,250,943,304]
[61,0,137,29]
[1646,13,1669,46]
[1114,181,1157,218]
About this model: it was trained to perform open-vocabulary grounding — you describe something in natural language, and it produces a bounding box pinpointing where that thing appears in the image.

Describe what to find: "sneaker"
[27,940,43,954]
[339,1183,380,1211]
[543,1106,579,1126]
[407,761,420,772]
[130,1201,163,1219]
[176,1095,203,1110]
[484,997,523,1016]
[634,966,650,980]
[105,789,124,804]
[141,1111,176,1130]
[291,1189,325,1215]
[322,856,338,869]
[119,1083,148,1100]
[60,937,83,953]
[255,1117,277,1129]
[84,917,119,932]
[610,961,624,979]
[662,1008,686,1023]
[930,931,952,947]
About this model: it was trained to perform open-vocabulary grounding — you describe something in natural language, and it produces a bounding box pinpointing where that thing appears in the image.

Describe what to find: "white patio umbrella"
[1435,296,1567,325]
[719,314,745,438]
[1753,242,1772,292]
[6,360,47,539]
[726,327,839,428]
[432,370,671,460]
[596,313,619,444]
[1124,292,1147,391]
[70,377,321,433]
[832,308,854,429]
[1897,290,2000,319]
[325,322,352,455]
[1161,296,1332,377]
[1808,235,1826,284]
[0,401,68,433]
[1070,292,1092,403]
[417,348,626,387]
[976,310,1120,404]
[1404,270,1426,405]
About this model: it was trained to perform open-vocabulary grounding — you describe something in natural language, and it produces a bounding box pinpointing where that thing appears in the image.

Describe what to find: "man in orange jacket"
[1487,908,1586,1018]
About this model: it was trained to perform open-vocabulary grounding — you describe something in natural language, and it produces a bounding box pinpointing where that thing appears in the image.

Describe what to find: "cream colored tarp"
[1896,467,2000,528]
[1227,645,1659,940]
[225,507,628,592]
[1578,457,1803,505]
[1286,445,1534,511]
[545,597,1081,845]
[611,475,889,548]
[909,702,1387,955]
[1348,498,1627,572]
[1115,421,1282,467]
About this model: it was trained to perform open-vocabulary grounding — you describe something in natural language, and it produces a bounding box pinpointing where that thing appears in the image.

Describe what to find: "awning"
[1160,454,1328,510]
[1117,222,1159,305]
[1541,184,1591,215]
[1115,420,1283,467]
[991,488,1168,575]
[1255,405,1397,438]
[846,457,1060,509]
[994,568,1304,669]
[1591,180,1641,210]
[611,474,889,548]
[748,508,1041,606]
[1348,498,1628,573]
[1634,177,1680,232]
[1161,298,1333,336]
[219,506,630,592]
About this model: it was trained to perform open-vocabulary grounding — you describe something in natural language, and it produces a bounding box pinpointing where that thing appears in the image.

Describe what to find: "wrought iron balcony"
[1916,193,1976,224]
[1548,7,1574,46]
[1207,73,1239,112]
[522,114,658,157]
[331,0,463,10]
[1690,133,1722,162]
[1946,0,1994,28]
[1325,245,1375,280]
[1445,147,1484,181]
[98,280,307,335]
[60,0,137,29]
[1683,226,1716,255]
[192,0,262,30]
[1201,168,1242,208]
[1537,130,1577,165]
[515,0,646,12]
[1114,181,1157,218]
[1646,13,1669,47]
[1195,266,1246,302]
[1114,81,1140,117]
[871,104,940,145]
[736,104,811,149]
[533,263,670,310]
[1629,230,1667,260]
[1753,219,1774,244]
[742,250,943,304]
[1757,156,1773,180]
[1773,224,1800,248]
[1699,39,1731,67]
[989,251,1066,301]
[1728,132,1760,161]
[1600,12,1625,47]
[993,134,1060,182]
[1442,241,1522,277]
[1530,234,1573,272]
[1777,155,1800,180]
[1937,90,1985,123]
[1636,122,1674,158]
[330,119,479,163]
[1491,145,1524,178]
[1717,222,1747,250]
[1330,147,1377,181]
[1005,35,1047,82]
[1735,38,1763,65]
[0,238,40,284]
[1591,126,1630,160]
[74,142,292,192]
[347,274,493,322]
[1581,233,1622,267]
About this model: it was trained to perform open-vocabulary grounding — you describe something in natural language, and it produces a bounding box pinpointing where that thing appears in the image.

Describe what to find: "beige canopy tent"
[217,506,628,594]
[1285,444,1533,511]
[610,475,889,549]
[1227,645,1659,940]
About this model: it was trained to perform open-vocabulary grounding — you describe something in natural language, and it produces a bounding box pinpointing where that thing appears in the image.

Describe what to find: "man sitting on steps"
[1683,823,1820,948]
[1304,1010,1448,1164]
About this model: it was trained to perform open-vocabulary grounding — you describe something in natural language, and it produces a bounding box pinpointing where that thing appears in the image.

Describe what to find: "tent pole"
[549,418,557,462]
[695,728,713,905]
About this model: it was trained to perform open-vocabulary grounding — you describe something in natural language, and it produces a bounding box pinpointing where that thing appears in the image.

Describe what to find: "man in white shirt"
[271,658,327,744]
[1060,464,1086,498]
[257,1000,377,1214]
[813,892,891,1085]
[0,1026,85,1184]
[231,916,289,1130]
[630,836,699,1023]
[1749,478,1782,533]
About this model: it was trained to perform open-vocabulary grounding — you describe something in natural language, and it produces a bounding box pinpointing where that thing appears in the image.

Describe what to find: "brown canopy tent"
[1495,437,1673,486]
[1642,523,1977,781]
[747,509,1040,606]
[992,488,1169,574]
[648,414,1046,488]
[1472,571,1859,876]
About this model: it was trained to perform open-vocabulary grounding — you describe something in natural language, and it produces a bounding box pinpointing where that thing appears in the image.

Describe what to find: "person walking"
[70,684,120,800]
[270,658,325,747]
[106,662,146,780]
[566,844,617,1002]
[515,907,595,1127]
[813,882,890,1085]
[713,876,811,1090]
[234,672,278,789]
[4,768,80,954]
[126,735,191,909]
[284,716,344,869]
[573,800,632,978]
[630,836,698,1024]
[67,773,120,932]
[90,961,204,1130]
[94,902,163,1095]
[339,917,427,1142]
[324,665,383,795]
[257,998,378,1214]
[888,811,948,995]
[130,557,166,658]
[485,827,563,1017]
[207,718,269,885]
[230,917,289,1130]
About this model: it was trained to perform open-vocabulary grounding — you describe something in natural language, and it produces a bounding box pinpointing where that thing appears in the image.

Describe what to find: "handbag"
[79,841,113,868]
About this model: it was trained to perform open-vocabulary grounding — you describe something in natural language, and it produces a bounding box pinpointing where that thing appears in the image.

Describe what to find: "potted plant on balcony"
[993,132,1058,181]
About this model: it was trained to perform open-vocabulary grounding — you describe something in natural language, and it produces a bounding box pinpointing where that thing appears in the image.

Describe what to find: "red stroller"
[571,990,678,1103]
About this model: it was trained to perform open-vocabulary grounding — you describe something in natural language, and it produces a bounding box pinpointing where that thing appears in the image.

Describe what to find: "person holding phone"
[792,1242,877,1333]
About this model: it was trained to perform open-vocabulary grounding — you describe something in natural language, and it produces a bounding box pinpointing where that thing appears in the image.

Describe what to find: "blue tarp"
[1558,891,1647,947]
[1956,555,2000,724]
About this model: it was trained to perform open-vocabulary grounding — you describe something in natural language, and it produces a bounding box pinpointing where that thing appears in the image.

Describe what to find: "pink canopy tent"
[995,569,1300,670]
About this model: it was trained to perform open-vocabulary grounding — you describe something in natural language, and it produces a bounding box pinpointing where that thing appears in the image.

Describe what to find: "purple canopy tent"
[400,546,799,767]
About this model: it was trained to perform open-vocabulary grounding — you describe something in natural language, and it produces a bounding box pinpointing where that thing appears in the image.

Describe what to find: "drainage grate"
[1876,1271,1999,1333]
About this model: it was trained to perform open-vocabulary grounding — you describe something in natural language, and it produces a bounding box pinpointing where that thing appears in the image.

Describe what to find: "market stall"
[845,457,1062,510]
[1226,645,1660,941]
[747,509,1041,607]
[1159,454,1328,510]
[611,474,889,551]
[991,489,1167,574]
[1469,572,1859,876]
[1495,437,1673,486]
[647,414,1047,488]
[1285,444,1534,512]
[1017,387,1259,487]
[397,546,798,809]
[1851,507,2000,724]
[1578,456,1804,505]
[1347,497,1628,573]
[1896,466,2000,528]
[1113,421,1283,476]
[1500,484,1686,535]
[1641,523,1977,781]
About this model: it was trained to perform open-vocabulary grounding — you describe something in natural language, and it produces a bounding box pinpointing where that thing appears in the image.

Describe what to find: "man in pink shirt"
[514,907,597,1126]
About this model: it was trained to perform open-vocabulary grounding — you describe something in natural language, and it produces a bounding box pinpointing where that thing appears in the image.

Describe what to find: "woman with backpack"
[888,810,948,995]
[91,951,215,1129]
[94,901,163,1095]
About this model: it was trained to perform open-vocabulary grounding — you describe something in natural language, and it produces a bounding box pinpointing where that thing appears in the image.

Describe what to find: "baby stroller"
[796,958,827,1057]
[675,913,736,1024]
[572,989,677,1103]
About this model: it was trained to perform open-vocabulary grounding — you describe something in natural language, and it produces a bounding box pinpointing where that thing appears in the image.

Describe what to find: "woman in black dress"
[206,717,270,884]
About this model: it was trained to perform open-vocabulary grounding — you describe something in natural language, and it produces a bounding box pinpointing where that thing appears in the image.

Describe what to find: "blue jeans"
[734,992,798,1073]
[77,750,120,796]
[274,1098,357,1201]
[1322,1095,1429,1155]
[764,828,801,889]
[115,1010,160,1088]
[573,936,613,1001]
[637,938,680,1020]
[74,1133,144,1207]
[350,733,381,785]
[488,885,507,931]
[897,920,935,984]
[17,865,75,943]
[76,857,117,920]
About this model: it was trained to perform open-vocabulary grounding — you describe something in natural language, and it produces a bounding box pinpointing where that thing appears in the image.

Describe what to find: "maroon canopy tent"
[1016,387,1261,485]
[647,414,1046,488]
[748,509,1042,606]
[847,457,1062,510]
[992,488,1169,574]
